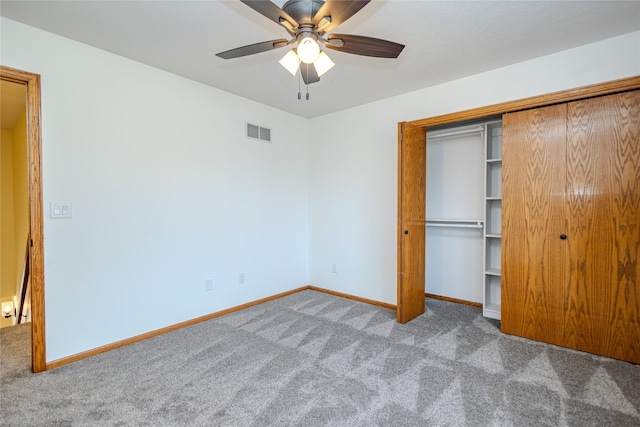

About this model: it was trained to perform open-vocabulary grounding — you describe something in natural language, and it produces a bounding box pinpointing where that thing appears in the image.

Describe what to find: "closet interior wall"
[425,125,485,304]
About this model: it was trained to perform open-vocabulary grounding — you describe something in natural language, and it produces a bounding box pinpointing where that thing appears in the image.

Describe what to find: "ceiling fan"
[216,0,405,86]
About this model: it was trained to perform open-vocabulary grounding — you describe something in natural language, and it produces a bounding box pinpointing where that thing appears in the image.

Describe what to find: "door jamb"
[1,65,46,373]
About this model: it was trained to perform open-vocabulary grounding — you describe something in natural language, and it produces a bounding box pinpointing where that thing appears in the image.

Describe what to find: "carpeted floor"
[1,290,639,426]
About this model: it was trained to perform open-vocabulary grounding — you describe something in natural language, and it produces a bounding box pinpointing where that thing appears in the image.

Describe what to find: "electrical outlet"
[238,273,245,285]
[332,264,338,274]
[205,279,213,292]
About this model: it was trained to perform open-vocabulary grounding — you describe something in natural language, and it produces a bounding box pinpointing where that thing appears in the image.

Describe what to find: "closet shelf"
[428,125,485,140]
[484,303,501,319]
[483,120,503,321]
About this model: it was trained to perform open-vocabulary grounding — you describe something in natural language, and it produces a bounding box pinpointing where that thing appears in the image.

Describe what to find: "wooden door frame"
[397,75,640,323]
[1,65,46,373]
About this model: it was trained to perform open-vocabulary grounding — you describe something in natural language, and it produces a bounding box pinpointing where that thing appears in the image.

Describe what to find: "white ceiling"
[1,0,639,118]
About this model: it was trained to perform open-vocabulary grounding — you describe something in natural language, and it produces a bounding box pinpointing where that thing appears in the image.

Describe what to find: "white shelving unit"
[483,121,502,320]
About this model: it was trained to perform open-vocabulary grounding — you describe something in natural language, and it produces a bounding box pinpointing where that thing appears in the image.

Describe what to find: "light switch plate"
[50,202,72,219]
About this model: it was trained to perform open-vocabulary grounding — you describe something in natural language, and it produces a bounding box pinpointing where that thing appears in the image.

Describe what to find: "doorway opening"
[0,65,46,373]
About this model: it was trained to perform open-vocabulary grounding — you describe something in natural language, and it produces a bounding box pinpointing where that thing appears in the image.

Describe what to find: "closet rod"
[427,223,483,229]
[428,125,485,140]
[425,219,484,229]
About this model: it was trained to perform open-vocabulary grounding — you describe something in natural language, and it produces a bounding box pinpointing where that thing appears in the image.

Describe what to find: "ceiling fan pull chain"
[298,71,302,100]
[304,63,309,100]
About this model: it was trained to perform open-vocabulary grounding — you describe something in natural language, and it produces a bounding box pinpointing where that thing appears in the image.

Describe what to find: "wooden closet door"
[397,122,426,323]
[564,90,640,363]
[501,104,568,346]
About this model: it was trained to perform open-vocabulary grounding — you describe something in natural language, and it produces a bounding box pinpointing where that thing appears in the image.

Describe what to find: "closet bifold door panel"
[502,90,640,364]
[564,91,640,363]
[397,122,426,323]
[501,104,568,347]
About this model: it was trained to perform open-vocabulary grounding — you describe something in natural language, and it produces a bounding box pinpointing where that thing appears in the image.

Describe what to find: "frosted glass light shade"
[313,52,334,77]
[279,50,300,75]
[297,37,320,64]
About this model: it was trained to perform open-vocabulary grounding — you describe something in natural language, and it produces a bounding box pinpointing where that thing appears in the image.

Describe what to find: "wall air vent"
[246,123,271,143]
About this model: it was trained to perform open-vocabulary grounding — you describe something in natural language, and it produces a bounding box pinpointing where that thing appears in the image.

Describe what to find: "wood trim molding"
[409,76,640,129]
[309,286,397,310]
[425,293,483,308]
[0,65,46,373]
[46,285,395,370]
[47,286,310,370]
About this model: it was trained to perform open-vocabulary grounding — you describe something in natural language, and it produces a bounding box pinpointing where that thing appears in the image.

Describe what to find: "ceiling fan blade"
[312,0,371,32]
[301,63,320,85]
[241,0,298,31]
[325,34,404,58]
[216,39,289,60]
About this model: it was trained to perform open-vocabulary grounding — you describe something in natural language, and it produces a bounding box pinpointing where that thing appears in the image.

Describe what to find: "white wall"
[1,18,310,362]
[308,31,640,305]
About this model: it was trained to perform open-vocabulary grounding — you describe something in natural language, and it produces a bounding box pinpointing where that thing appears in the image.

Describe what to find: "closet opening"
[424,120,502,318]
[396,76,640,325]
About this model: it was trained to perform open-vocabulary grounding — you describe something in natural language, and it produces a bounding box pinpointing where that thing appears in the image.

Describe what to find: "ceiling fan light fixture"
[279,50,300,75]
[297,36,320,64]
[217,0,405,89]
[316,16,332,31]
[313,51,334,77]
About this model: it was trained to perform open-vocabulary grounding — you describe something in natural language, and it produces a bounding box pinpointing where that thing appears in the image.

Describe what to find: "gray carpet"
[1,290,639,426]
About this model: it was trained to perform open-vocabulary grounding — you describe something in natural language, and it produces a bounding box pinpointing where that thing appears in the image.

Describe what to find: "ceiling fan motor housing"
[282,0,325,27]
